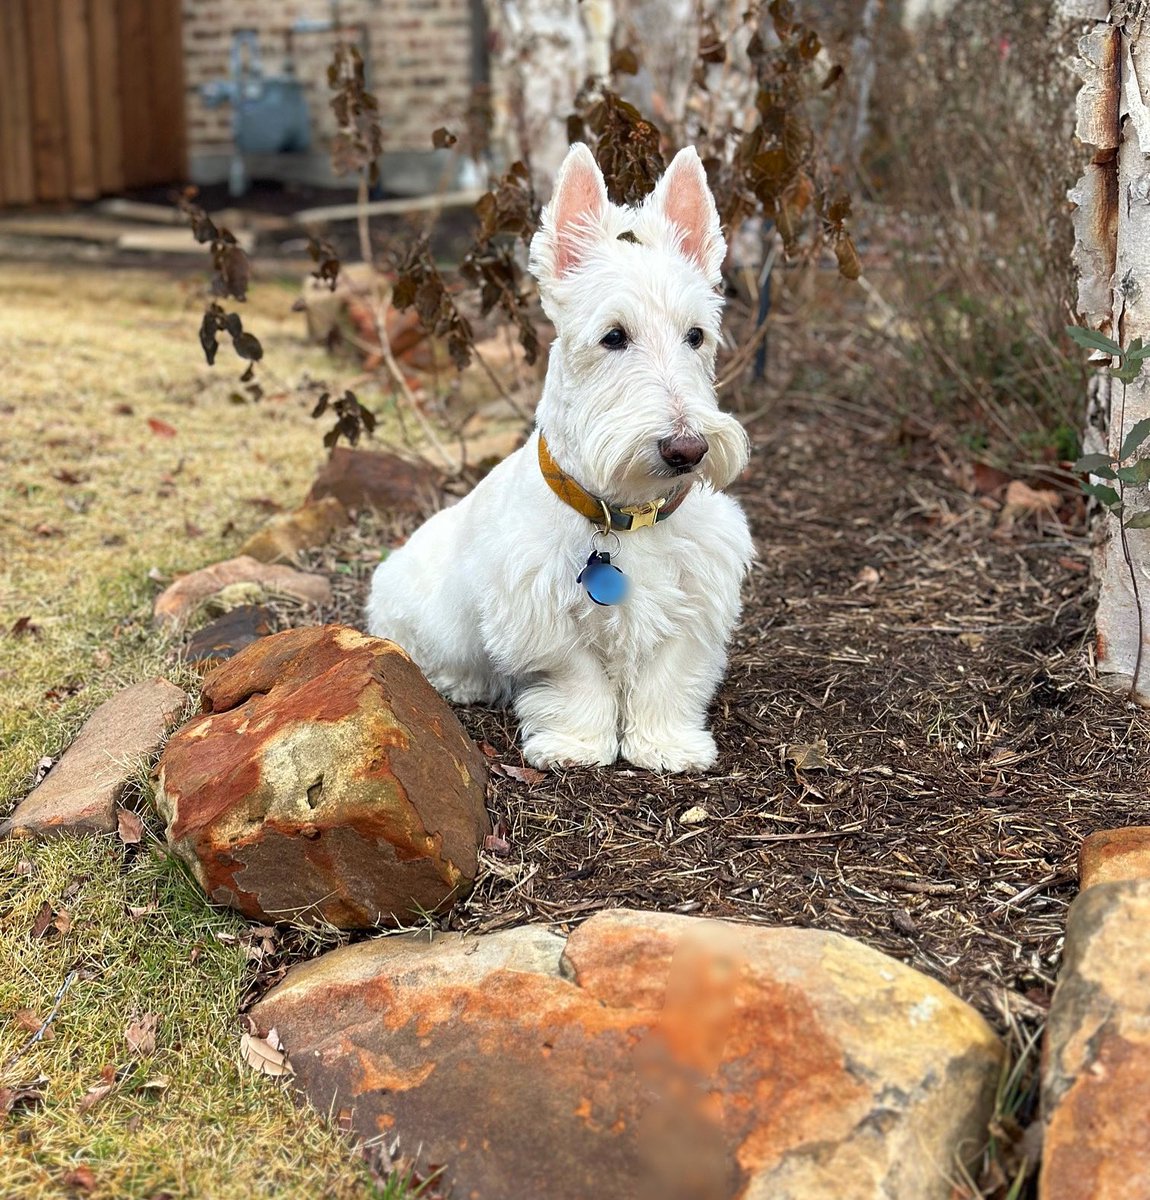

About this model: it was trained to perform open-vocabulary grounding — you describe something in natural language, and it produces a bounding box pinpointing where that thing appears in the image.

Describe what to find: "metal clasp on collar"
[617,498,665,530]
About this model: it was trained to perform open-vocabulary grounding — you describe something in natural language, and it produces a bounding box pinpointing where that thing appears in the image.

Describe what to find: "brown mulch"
[297,384,1150,1049]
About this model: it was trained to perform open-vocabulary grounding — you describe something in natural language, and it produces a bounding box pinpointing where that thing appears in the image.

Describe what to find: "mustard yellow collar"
[537,434,690,532]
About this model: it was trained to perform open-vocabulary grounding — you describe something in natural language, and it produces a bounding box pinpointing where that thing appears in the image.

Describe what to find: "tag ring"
[590,528,620,556]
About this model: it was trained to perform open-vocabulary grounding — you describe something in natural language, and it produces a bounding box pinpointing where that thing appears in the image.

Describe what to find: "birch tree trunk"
[1067,2,1150,701]
[486,0,615,189]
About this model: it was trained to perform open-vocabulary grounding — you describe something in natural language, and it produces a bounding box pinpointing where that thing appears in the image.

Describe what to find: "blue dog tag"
[577,551,629,606]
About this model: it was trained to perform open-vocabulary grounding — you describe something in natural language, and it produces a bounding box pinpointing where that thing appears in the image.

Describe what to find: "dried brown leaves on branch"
[311,388,377,451]
[178,189,266,372]
[328,44,383,185]
[568,89,665,207]
[717,0,858,278]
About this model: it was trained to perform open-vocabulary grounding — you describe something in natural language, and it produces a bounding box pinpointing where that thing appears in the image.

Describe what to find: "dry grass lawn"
[0,261,411,1198]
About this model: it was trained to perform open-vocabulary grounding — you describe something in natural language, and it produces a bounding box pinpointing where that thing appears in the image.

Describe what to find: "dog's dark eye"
[686,327,705,349]
[600,327,629,350]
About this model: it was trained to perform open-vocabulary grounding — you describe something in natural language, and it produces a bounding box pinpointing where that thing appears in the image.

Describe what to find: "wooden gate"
[0,0,186,207]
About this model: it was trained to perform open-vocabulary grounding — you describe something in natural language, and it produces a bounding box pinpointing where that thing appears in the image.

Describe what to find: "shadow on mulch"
[289,387,1147,1049]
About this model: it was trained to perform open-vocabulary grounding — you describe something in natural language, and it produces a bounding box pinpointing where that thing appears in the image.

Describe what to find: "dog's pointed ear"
[534,144,608,281]
[649,147,725,285]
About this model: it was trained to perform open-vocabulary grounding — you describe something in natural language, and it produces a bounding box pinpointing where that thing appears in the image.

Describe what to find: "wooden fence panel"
[90,0,124,194]
[0,3,37,204]
[0,0,186,206]
[60,0,98,200]
[26,0,70,201]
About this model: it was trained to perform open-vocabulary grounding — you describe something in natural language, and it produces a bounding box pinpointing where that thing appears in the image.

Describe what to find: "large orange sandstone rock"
[1040,879,1150,1200]
[154,625,489,928]
[1078,825,1150,889]
[253,908,1003,1200]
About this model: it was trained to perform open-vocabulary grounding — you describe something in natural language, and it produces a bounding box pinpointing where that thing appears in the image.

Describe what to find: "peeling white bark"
[486,0,616,189]
[1073,13,1150,700]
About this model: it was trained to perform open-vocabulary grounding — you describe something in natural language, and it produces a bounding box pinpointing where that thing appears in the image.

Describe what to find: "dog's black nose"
[658,434,709,470]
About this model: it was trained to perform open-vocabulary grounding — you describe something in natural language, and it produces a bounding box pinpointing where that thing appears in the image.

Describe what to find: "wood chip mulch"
[295,387,1149,1048]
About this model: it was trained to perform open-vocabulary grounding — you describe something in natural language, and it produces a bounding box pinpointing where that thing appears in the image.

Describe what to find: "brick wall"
[182,0,476,170]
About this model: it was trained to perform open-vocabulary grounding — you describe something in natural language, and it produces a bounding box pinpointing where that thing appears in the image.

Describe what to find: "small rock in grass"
[1078,826,1150,890]
[155,625,490,928]
[239,497,348,564]
[253,908,1002,1200]
[152,555,331,629]
[305,447,440,515]
[184,605,275,674]
[2,679,188,838]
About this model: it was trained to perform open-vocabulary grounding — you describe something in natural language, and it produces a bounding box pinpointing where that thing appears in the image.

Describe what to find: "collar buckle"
[616,498,665,530]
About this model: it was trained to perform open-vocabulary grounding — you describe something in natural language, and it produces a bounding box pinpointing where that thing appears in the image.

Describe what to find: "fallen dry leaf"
[0,1076,48,1121]
[125,1013,159,1056]
[116,809,144,845]
[76,1083,113,1113]
[52,909,72,935]
[133,1075,170,1095]
[851,565,881,590]
[9,616,40,637]
[30,901,55,939]
[63,1165,97,1192]
[52,469,86,486]
[494,763,548,785]
[483,832,511,856]
[146,417,177,438]
[999,479,1060,526]
[14,1008,52,1040]
[77,1065,117,1113]
[240,1029,293,1077]
[785,741,830,772]
[679,805,710,826]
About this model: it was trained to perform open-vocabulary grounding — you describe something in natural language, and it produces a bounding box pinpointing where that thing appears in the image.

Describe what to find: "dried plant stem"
[716,315,773,391]
[470,343,533,422]
[353,173,455,471]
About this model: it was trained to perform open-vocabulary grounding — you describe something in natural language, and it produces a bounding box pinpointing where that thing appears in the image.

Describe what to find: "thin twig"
[470,343,533,422]
[4,969,78,1070]
[353,173,455,471]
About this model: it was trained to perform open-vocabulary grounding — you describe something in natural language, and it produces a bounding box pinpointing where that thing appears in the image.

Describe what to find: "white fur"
[366,144,753,772]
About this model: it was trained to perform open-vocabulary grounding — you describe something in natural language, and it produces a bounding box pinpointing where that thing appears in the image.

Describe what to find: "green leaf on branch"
[1120,417,1150,462]
[1074,453,1117,478]
[1112,362,1143,385]
[1124,510,1150,529]
[1126,337,1150,361]
[1065,325,1122,356]
[1116,458,1150,485]
[1082,481,1122,508]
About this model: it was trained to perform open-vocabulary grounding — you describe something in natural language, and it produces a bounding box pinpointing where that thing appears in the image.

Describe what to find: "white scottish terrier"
[366,143,752,772]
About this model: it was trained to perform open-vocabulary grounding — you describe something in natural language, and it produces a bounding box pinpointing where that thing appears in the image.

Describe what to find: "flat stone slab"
[1040,878,1150,1200]
[2,679,188,838]
[253,908,1003,1200]
[184,605,275,674]
[153,555,332,629]
[1079,826,1150,889]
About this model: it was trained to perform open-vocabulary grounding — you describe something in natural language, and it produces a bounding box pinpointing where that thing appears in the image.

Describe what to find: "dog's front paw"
[621,729,717,774]
[522,730,619,770]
